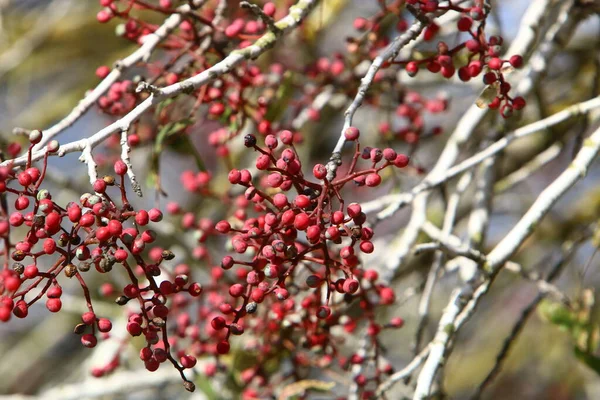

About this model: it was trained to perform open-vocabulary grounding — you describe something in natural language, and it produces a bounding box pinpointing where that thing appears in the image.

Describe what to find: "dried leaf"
[278,380,335,400]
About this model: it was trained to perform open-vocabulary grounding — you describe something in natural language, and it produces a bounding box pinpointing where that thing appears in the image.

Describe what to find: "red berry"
[365,173,382,187]
[487,57,503,70]
[46,298,62,312]
[344,126,360,141]
[135,210,149,225]
[457,17,473,31]
[509,55,523,68]
[96,227,111,242]
[96,66,110,79]
[294,213,310,231]
[313,164,327,180]
[343,279,359,294]
[406,61,419,77]
[217,341,230,354]
[215,220,231,233]
[148,208,163,222]
[360,241,375,253]
[98,318,112,332]
[114,160,127,175]
[96,10,112,23]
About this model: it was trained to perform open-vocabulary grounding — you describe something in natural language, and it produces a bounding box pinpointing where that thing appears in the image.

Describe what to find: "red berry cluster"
[400,3,525,117]
[0,0,531,397]
[0,133,204,391]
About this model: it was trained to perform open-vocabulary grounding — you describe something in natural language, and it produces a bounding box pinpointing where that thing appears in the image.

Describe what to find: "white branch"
[413,122,600,399]
[29,0,208,151]
[375,344,432,398]
[120,129,142,197]
[382,0,565,278]
[325,11,430,180]
[3,0,319,169]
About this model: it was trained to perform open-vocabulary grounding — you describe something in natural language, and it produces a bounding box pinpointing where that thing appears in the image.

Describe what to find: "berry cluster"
[0,0,528,397]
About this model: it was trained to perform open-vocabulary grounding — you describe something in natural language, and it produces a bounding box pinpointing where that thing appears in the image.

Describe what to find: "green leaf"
[265,71,295,122]
[574,346,600,375]
[155,98,175,117]
[195,374,220,400]
[149,119,197,191]
[538,300,577,329]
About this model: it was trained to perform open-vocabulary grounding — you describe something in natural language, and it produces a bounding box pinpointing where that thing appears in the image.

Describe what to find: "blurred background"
[0,1,600,399]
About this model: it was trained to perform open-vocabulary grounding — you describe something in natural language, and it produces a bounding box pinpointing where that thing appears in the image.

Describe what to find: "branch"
[27,0,208,151]
[0,0,77,81]
[374,344,432,398]
[413,122,600,399]
[120,128,142,197]
[471,240,580,399]
[325,14,430,180]
[379,0,571,281]
[3,0,320,173]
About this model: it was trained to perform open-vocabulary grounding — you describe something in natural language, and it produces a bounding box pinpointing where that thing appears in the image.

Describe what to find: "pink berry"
[344,126,360,141]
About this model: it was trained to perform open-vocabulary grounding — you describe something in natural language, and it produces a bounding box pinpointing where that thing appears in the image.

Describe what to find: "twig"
[381,0,568,281]
[421,221,486,263]
[471,240,579,399]
[374,344,432,398]
[120,128,142,197]
[2,0,320,176]
[414,173,473,355]
[325,15,430,180]
[494,143,562,193]
[240,1,280,33]
[27,0,208,151]
[413,121,600,399]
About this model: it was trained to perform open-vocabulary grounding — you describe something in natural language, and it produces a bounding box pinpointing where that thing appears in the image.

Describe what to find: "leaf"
[475,83,499,109]
[278,380,336,400]
[305,0,349,40]
[538,299,577,329]
[149,119,197,190]
[574,346,600,376]
[194,374,220,400]
[155,98,175,117]
[265,71,295,122]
